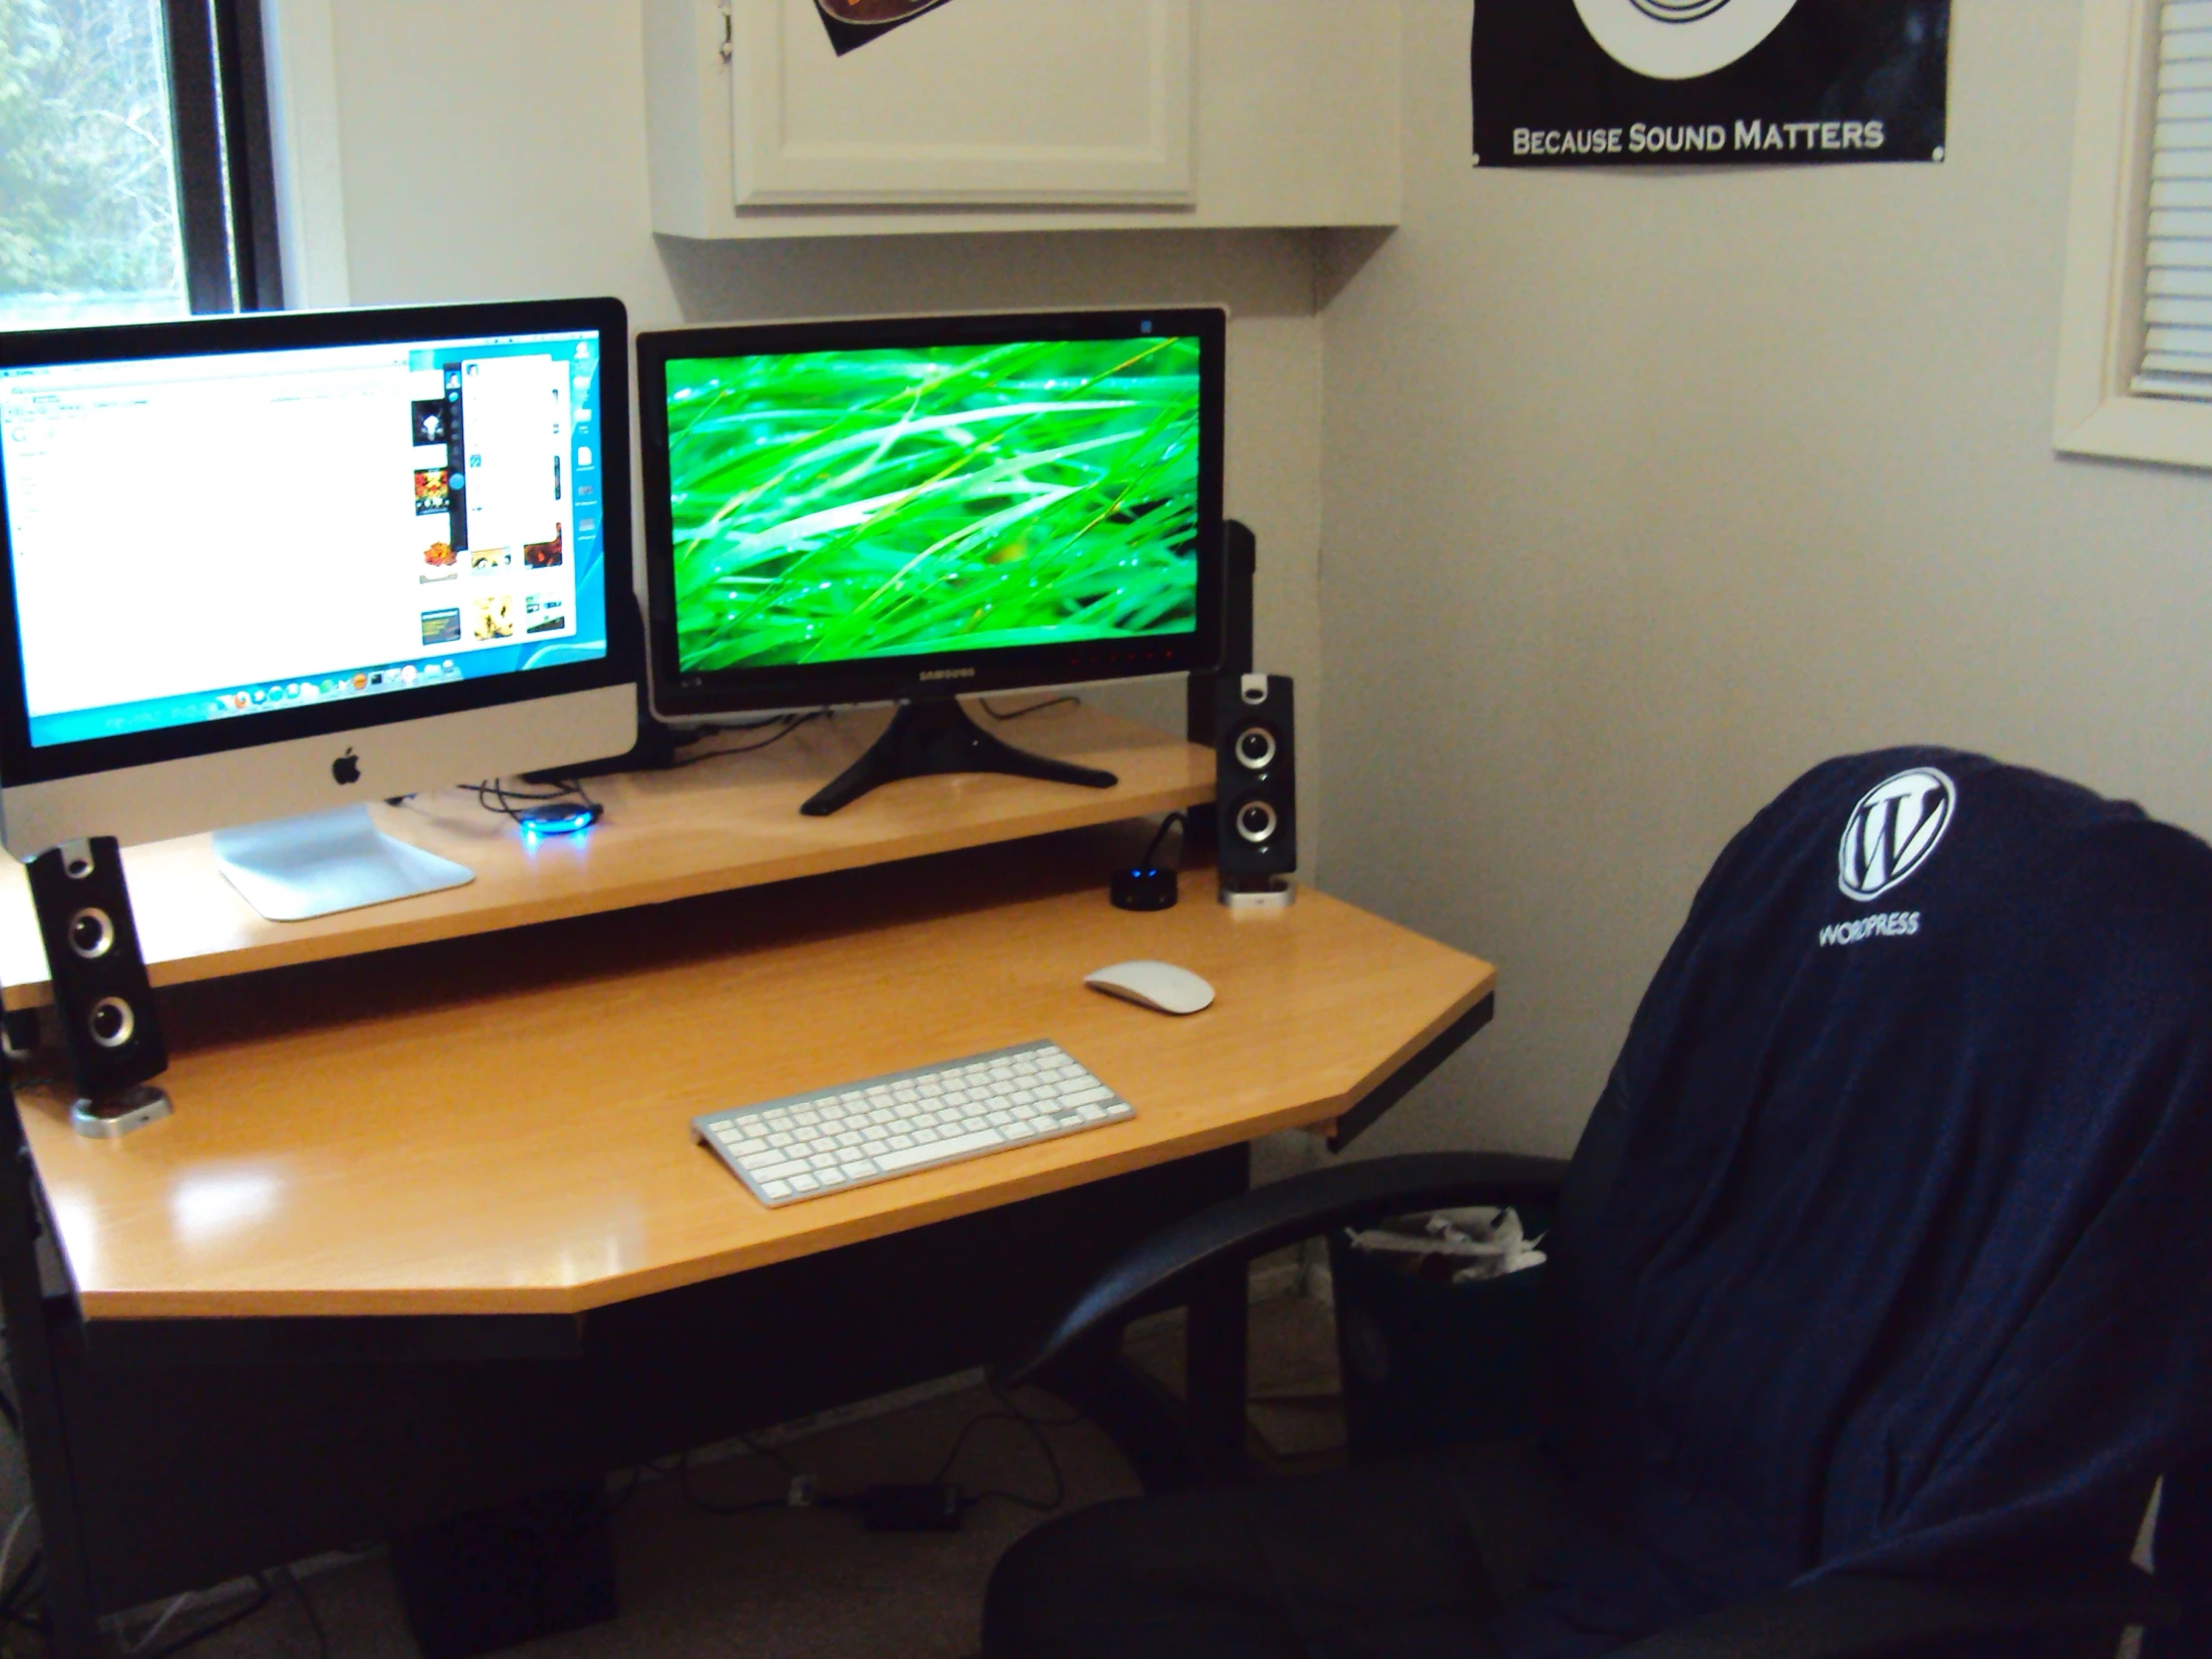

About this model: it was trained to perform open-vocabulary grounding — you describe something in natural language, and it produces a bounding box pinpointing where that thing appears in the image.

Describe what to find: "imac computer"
[0,297,642,919]
[636,307,1224,816]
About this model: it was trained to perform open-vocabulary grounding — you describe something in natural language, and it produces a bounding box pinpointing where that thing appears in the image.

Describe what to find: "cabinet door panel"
[733,0,1195,206]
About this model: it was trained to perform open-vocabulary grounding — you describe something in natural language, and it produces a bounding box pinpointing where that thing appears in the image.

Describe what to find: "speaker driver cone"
[88,996,135,1050]
[67,906,114,959]
[1235,800,1279,844]
[1234,727,1277,772]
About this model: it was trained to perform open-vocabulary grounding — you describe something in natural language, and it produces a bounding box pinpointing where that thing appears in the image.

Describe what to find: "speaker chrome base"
[1219,877,1295,912]
[72,1084,173,1139]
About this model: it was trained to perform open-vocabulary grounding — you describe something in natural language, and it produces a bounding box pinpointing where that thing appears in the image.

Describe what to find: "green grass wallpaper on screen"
[664,335,1202,674]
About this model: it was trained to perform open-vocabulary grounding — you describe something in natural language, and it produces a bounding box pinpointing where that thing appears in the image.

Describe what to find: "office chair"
[984,749,2212,1659]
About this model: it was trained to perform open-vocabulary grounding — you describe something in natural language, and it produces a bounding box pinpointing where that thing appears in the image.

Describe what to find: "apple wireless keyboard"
[692,1040,1133,1207]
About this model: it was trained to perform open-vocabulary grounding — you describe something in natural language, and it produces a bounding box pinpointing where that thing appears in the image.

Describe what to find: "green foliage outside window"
[0,0,185,327]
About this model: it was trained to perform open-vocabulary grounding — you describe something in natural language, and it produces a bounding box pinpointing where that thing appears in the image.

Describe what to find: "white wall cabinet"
[644,0,1400,238]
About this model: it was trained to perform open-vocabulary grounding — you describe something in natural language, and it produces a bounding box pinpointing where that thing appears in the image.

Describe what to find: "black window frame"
[162,0,283,313]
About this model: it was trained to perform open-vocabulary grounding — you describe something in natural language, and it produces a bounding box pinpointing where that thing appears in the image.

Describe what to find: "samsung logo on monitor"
[917,668,976,682]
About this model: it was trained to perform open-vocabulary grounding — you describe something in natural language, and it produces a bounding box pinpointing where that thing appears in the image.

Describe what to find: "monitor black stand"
[801,699,1117,817]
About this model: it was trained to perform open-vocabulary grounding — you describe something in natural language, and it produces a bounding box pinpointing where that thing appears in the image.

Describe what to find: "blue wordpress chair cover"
[1501,748,2212,1655]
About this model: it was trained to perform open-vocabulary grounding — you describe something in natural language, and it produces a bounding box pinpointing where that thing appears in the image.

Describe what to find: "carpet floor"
[112,1295,1344,1659]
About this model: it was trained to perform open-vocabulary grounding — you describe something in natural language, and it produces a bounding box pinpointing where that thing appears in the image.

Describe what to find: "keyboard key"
[876,1128,1004,1171]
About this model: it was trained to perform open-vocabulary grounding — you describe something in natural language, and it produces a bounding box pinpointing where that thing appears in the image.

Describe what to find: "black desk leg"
[1182,1139,1252,1469]
[1184,1250,1249,1467]
[0,1087,103,1659]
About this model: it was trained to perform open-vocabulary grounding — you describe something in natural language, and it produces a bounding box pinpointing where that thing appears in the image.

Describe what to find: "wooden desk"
[20,854,1490,1322]
[0,720,1496,1655]
[4,704,1488,1322]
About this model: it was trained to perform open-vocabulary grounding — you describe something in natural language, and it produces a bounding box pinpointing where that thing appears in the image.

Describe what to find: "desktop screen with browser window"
[0,326,610,750]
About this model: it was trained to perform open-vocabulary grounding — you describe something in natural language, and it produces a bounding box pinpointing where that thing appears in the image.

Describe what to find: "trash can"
[1327,1206,1550,1461]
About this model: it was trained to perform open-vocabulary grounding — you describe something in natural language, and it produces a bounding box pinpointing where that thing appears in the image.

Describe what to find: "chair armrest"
[1607,1567,2177,1659]
[1000,1150,1568,1384]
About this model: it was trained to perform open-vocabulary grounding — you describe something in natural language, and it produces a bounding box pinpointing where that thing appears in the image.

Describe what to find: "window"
[2054,0,2212,466]
[0,0,280,331]
[2134,2,2212,401]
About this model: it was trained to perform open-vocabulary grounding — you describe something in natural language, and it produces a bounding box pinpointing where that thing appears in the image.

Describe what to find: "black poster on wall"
[1472,0,1948,169]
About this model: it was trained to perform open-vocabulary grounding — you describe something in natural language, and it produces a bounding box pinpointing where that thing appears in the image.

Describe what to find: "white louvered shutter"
[2140,1,2212,398]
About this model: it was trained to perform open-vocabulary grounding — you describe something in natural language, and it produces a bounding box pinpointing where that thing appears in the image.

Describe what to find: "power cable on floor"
[273,1564,329,1659]
[136,1574,275,1659]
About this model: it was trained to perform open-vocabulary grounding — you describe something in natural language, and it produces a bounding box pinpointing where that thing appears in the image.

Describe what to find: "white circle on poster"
[1571,0,1801,81]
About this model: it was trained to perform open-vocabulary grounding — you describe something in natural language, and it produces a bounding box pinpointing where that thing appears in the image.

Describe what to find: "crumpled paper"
[1344,1206,1547,1284]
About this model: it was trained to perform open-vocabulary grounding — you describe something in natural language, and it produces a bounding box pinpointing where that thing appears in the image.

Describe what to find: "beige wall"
[1320,0,2212,1157]
[322,0,1328,856]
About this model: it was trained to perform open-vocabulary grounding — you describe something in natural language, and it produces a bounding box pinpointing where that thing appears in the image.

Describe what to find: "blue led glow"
[518,808,596,837]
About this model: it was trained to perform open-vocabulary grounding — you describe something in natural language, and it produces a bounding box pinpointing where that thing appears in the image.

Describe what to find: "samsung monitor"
[0,296,641,918]
[637,307,1224,815]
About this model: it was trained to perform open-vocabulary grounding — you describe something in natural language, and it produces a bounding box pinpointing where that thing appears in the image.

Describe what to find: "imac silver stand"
[212,805,474,921]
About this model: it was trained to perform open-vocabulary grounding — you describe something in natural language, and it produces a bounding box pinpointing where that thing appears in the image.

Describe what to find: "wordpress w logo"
[1839,768,1954,901]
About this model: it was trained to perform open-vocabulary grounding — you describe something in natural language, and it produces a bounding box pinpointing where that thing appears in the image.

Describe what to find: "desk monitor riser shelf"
[0,700,1212,1010]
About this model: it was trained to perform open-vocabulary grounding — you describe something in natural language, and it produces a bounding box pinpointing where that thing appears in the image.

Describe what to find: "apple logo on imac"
[331,749,360,786]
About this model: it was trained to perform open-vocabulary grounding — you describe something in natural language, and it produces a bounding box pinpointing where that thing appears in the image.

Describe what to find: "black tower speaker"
[1214,673,1296,902]
[25,838,169,1117]
[1187,519,1259,747]
[1186,519,1258,860]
